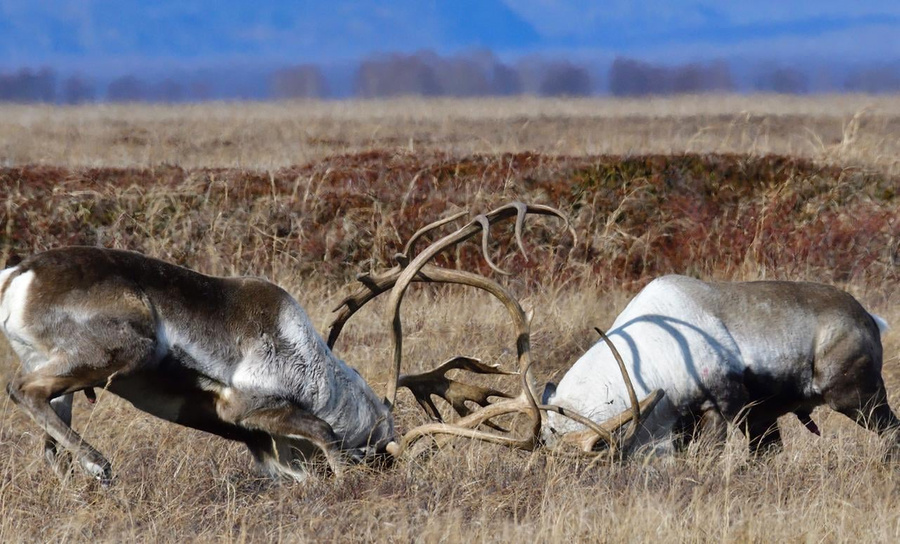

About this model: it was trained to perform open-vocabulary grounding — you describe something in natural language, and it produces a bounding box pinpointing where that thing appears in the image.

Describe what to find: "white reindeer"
[0,203,655,485]
[542,275,898,454]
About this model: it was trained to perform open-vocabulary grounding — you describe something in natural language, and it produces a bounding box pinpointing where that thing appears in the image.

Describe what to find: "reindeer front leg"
[215,390,346,480]
[7,371,112,484]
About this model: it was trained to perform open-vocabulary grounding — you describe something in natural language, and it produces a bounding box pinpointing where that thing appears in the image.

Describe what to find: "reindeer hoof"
[79,455,112,485]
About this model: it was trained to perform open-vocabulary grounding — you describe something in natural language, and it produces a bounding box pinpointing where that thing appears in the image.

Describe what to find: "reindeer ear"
[541,382,557,404]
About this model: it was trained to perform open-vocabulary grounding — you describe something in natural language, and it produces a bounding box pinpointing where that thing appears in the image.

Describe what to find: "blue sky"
[1,1,899,69]
[508,1,900,61]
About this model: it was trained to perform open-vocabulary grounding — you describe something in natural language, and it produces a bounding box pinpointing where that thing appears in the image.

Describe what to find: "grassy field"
[0,96,899,542]
[2,95,900,174]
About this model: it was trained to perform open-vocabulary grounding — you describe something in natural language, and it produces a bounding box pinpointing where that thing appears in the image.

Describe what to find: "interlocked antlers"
[328,202,662,459]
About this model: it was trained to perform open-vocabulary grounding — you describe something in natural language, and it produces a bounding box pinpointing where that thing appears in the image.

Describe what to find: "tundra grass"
[0,97,899,542]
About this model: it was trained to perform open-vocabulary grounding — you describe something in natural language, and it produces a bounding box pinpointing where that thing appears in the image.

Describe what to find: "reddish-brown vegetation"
[2,152,897,293]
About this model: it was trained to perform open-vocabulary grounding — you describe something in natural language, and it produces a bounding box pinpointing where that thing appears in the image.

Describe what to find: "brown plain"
[1,95,899,542]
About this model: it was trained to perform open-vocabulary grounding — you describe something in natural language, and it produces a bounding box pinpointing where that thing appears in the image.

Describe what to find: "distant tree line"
[3,52,900,103]
[608,58,734,95]
[0,68,57,102]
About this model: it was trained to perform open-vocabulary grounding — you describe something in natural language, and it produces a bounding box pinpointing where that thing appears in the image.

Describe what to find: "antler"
[398,356,513,432]
[329,203,564,451]
[383,202,569,409]
[327,202,574,350]
[329,202,661,461]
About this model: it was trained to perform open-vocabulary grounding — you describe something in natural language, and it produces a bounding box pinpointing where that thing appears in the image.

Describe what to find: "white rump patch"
[0,269,34,335]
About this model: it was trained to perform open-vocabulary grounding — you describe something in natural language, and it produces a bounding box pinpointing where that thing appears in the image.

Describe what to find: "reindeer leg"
[694,408,730,453]
[743,415,783,456]
[43,393,74,477]
[248,408,344,479]
[7,370,112,484]
[216,392,345,480]
[672,408,729,454]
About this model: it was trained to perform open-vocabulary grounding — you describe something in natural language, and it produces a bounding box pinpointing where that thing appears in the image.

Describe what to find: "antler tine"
[506,201,578,257]
[512,201,529,262]
[399,356,514,432]
[402,210,469,258]
[474,214,511,276]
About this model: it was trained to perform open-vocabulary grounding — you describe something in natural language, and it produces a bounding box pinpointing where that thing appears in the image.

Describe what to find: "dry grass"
[1,95,900,174]
[1,290,898,543]
[1,96,899,542]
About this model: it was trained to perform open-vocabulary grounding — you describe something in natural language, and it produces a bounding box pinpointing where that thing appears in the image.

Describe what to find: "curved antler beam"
[594,327,643,448]
[384,202,568,408]
[328,264,513,350]
[402,210,469,258]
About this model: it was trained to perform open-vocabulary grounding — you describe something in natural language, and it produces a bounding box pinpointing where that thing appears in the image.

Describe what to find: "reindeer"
[542,275,898,455]
[0,203,660,485]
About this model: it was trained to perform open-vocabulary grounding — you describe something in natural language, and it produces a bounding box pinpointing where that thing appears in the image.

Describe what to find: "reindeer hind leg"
[7,312,157,484]
[43,393,74,478]
[7,370,112,483]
